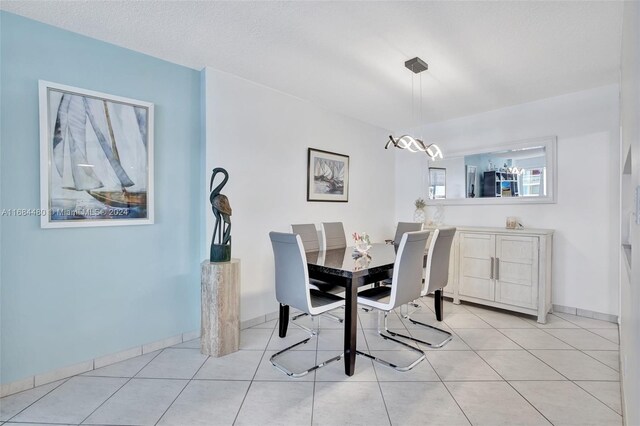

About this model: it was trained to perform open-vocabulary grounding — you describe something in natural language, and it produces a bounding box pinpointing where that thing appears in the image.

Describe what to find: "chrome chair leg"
[355,312,426,372]
[291,312,308,321]
[290,314,318,335]
[270,316,342,377]
[323,312,344,323]
[385,312,452,348]
[400,301,422,319]
[292,311,344,324]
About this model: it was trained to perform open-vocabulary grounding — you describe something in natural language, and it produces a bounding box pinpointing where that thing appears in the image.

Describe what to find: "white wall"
[619,1,640,423]
[395,85,620,316]
[203,68,395,322]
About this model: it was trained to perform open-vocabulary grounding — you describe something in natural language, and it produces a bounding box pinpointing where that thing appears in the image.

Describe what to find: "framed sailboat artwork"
[38,81,154,228]
[307,148,349,202]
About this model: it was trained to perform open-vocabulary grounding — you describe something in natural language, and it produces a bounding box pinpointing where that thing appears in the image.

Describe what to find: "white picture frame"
[39,81,154,228]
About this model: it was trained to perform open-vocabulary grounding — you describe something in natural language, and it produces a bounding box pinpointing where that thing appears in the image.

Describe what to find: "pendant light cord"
[419,72,423,141]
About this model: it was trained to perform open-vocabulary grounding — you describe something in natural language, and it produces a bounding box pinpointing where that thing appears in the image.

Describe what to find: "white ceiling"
[1,1,623,131]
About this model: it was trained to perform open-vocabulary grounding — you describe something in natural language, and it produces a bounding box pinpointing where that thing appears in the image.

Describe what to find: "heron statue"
[209,167,232,262]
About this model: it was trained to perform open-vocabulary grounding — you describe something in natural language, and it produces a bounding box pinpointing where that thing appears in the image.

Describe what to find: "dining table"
[277,243,401,376]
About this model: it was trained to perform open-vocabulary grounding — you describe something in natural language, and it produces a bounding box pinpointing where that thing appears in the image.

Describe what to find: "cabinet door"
[495,235,539,308]
[459,233,495,300]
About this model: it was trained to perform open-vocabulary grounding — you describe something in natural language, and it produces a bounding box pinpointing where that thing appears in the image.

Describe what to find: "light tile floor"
[0,298,622,425]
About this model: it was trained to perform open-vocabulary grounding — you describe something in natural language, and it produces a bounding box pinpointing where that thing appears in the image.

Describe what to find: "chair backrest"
[393,222,423,244]
[291,224,320,253]
[423,227,457,295]
[390,230,430,308]
[269,232,312,314]
[321,222,347,250]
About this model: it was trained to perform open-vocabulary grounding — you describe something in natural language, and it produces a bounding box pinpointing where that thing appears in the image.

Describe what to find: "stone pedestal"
[201,259,240,357]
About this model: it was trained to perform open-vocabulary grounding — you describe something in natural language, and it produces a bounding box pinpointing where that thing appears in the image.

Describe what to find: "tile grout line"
[440,382,475,426]
[153,349,211,426]
[534,323,621,373]
[541,325,619,349]
[486,315,622,420]
[572,380,624,417]
[452,310,556,425]
[3,377,70,423]
[310,330,318,426]
[360,312,394,426]
[413,304,502,425]
[309,315,323,426]
[503,379,555,425]
[425,338,477,426]
[582,328,621,345]
[489,327,574,381]
[232,321,277,426]
[77,348,164,425]
[406,323,475,426]
[580,351,621,372]
[438,306,569,425]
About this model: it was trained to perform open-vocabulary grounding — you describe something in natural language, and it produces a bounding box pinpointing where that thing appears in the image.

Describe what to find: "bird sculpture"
[209,168,232,262]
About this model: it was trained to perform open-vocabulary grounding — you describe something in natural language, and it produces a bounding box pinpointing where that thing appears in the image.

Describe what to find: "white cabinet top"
[433,225,554,236]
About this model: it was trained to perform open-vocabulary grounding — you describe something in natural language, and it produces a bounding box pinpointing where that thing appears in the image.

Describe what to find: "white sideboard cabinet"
[446,226,553,323]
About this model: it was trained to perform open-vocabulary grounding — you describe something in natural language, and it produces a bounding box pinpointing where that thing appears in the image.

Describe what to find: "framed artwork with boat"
[307,148,349,202]
[39,81,154,228]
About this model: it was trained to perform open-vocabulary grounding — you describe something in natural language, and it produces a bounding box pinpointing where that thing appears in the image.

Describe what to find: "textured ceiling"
[1,1,623,131]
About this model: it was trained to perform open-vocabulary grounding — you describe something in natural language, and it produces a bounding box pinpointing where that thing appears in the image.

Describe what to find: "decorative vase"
[413,208,426,224]
[355,241,371,254]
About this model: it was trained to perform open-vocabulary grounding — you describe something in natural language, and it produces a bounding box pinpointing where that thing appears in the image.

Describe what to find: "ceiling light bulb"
[426,144,443,160]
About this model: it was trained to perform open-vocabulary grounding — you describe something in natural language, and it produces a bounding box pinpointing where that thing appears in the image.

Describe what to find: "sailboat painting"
[39,81,154,228]
[307,148,349,202]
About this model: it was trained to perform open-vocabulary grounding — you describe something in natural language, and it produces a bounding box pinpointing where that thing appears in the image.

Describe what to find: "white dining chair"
[321,222,347,250]
[381,221,424,286]
[269,231,345,377]
[391,227,456,348]
[290,223,344,324]
[355,230,430,371]
[291,223,321,253]
[386,221,423,244]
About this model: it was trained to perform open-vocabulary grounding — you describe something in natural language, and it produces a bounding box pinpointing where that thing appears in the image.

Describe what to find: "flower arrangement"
[352,232,371,254]
[352,232,371,245]
[414,198,426,209]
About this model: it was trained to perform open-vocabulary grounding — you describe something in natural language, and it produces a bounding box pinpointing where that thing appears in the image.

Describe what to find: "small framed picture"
[39,81,154,228]
[307,148,349,202]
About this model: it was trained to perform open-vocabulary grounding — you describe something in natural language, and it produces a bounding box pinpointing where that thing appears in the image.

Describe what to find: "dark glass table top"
[306,243,397,279]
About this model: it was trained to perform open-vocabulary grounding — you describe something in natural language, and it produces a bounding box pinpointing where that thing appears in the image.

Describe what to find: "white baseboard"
[0,376,34,398]
[142,334,182,354]
[552,304,618,323]
[241,311,280,330]
[34,360,93,387]
[551,304,577,315]
[266,311,279,322]
[182,330,200,342]
[241,315,267,330]
[94,346,142,370]
[0,330,200,398]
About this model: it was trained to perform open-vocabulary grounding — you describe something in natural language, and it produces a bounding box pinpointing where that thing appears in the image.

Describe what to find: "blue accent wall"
[0,12,202,383]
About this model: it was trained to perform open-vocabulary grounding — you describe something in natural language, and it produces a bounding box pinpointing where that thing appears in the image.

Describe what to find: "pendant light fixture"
[385,57,443,160]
